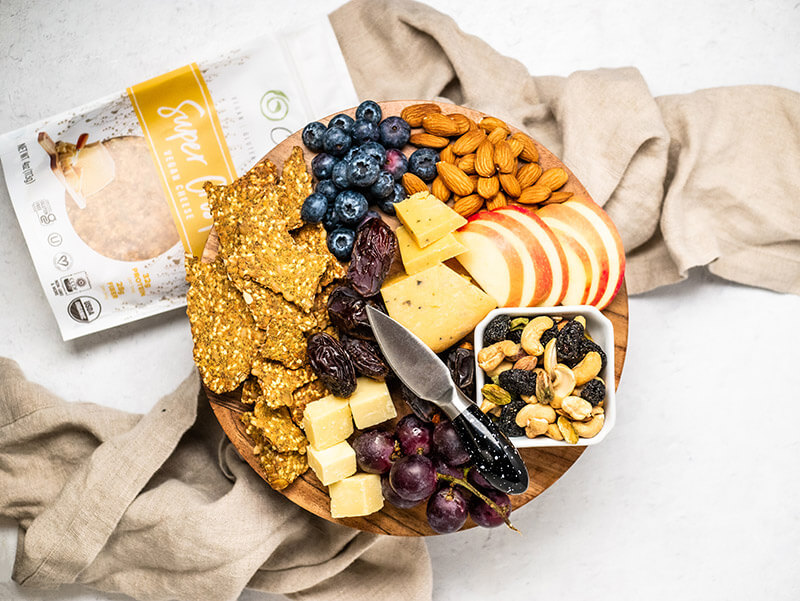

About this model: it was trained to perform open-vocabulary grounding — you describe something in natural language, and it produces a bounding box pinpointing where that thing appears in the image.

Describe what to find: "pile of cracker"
[185,147,345,490]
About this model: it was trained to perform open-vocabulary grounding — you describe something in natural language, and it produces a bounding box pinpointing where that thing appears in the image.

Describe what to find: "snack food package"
[0,19,357,340]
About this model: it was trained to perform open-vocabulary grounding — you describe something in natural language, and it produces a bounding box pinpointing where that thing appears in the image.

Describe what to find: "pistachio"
[557,416,579,444]
[509,317,530,331]
[481,383,512,406]
[534,368,554,405]
[520,316,554,356]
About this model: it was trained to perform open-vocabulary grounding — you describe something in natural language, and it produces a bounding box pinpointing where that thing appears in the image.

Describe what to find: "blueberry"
[327,227,356,261]
[359,141,387,166]
[378,183,407,215]
[351,119,380,145]
[383,148,408,180]
[301,121,327,152]
[346,150,381,188]
[311,153,337,180]
[328,113,355,135]
[331,160,349,189]
[368,171,395,200]
[355,100,382,125]
[322,126,352,157]
[300,193,328,224]
[315,179,338,200]
[323,202,340,231]
[408,147,439,181]
[379,116,411,148]
[334,189,369,226]
[344,145,360,164]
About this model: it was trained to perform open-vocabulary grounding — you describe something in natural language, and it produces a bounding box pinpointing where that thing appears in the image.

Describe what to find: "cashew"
[513,355,538,371]
[526,418,549,437]
[572,351,602,386]
[572,414,605,438]
[591,405,604,416]
[479,398,498,414]
[574,315,587,329]
[520,316,553,356]
[477,343,505,371]
[543,337,558,378]
[485,360,513,378]
[552,364,576,404]
[515,403,556,426]
[497,340,521,357]
[561,396,593,421]
[545,423,563,441]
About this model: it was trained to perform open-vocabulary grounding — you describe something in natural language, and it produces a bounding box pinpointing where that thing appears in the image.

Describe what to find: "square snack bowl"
[474,305,616,448]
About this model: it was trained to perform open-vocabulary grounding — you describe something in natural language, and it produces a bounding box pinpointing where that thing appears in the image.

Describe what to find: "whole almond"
[510,132,539,162]
[487,126,509,145]
[493,140,516,173]
[516,162,543,188]
[422,113,461,137]
[439,144,457,164]
[436,161,475,196]
[447,113,472,135]
[486,190,508,210]
[410,132,450,148]
[431,175,451,202]
[537,167,569,191]
[475,139,495,177]
[452,129,486,155]
[498,172,522,197]
[507,137,524,157]
[479,116,509,132]
[477,175,500,199]
[453,194,484,217]
[402,172,428,195]
[518,184,551,204]
[401,103,441,127]
[540,190,574,205]
[458,153,477,174]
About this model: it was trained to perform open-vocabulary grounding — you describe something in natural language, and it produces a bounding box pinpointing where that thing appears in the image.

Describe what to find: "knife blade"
[367,306,529,495]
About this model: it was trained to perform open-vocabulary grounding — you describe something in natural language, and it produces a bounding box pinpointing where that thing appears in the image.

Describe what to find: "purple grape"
[353,430,396,474]
[389,455,436,502]
[381,475,423,509]
[396,414,432,456]
[467,467,493,491]
[432,420,470,466]
[468,489,511,528]
[426,486,468,534]
[433,456,466,481]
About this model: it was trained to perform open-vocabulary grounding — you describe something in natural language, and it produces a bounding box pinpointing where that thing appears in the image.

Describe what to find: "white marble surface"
[1,1,799,600]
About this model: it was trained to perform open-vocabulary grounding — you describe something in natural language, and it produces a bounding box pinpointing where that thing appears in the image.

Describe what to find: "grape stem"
[436,470,519,532]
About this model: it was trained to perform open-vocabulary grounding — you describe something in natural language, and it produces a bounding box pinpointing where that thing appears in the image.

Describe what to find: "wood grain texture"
[203,101,629,536]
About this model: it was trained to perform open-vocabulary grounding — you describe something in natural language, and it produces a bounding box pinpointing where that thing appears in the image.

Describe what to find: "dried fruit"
[481,383,512,406]
[446,346,475,397]
[475,139,495,177]
[347,217,398,297]
[401,103,441,127]
[307,332,357,398]
[580,378,606,406]
[483,314,511,345]
[436,161,475,196]
[326,286,381,339]
[498,396,527,438]
[452,129,486,155]
[340,335,390,380]
[422,113,461,137]
[402,172,428,195]
[453,194,484,217]
[410,132,450,148]
[498,368,537,396]
[556,320,585,363]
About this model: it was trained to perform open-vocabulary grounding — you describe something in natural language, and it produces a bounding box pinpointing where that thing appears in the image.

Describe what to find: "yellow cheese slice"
[329,473,384,518]
[307,440,357,486]
[380,263,497,353]
[396,226,466,275]
[394,191,466,248]
[347,377,396,429]
[301,395,353,450]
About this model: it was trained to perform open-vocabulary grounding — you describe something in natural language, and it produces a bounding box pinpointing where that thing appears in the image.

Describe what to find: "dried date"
[346,217,398,297]
[306,332,356,398]
[446,346,475,398]
[340,335,390,381]
[327,286,383,339]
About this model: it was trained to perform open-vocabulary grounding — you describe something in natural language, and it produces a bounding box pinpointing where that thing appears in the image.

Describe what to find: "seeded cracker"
[185,255,265,394]
[243,403,308,454]
[251,356,317,410]
[257,447,307,491]
[290,380,329,425]
[278,146,313,230]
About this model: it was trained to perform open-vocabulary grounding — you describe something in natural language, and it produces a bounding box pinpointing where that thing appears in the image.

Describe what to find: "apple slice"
[492,206,569,306]
[541,220,593,305]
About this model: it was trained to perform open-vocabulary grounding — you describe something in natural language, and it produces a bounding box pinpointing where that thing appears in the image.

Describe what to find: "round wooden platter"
[203,100,629,536]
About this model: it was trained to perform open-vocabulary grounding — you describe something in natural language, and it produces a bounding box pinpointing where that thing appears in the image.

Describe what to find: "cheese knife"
[366,306,529,495]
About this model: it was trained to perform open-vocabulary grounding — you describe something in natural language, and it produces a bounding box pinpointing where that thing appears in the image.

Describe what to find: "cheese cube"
[347,378,396,429]
[381,263,497,353]
[329,473,384,518]
[396,226,466,275]
[307,440,357,486]
[301,395,353,450]
[395,191,467,248]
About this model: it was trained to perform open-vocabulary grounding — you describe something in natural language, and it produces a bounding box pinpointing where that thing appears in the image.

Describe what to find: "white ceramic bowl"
[474,305,616,448]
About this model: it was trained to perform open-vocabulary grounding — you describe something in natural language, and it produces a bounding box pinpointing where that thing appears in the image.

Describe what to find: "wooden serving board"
[203,101,629,536]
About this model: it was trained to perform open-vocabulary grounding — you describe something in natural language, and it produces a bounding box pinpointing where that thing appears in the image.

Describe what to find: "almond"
[516,162,543,188]
[518,184,551,205]
[507,137,524,157]
[537,167,568,191]
[479,116,509,132]
[487,126,509,145]
[402,172,428,195]
[458,153,477,174]
[510,132,539,162]
[409,132,450,148]
[422,113,461,137]
[498,172,521,197]
[452,129,486,155]
[436,162,475,196]
[540,190,573,205]
[486,191,507,210]
[447,113,472,135]
[477,175,500,199]
[453,194,484,218]
[431,175,451,202]
[439,144,457,164]
[401,103,441,127]
[475,139,495,177]
[493,140,516,173]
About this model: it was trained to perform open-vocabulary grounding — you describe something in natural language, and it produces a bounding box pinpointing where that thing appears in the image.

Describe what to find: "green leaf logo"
[260,90,289,121]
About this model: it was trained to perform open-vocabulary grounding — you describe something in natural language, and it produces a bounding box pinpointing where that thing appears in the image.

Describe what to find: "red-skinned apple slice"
[540,219,593,305]
[493,206,569,306]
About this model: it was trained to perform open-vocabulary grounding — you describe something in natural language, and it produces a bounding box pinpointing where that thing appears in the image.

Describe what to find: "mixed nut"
[476,314,608,444]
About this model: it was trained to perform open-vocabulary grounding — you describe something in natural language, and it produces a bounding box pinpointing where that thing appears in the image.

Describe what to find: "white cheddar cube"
[307,440,357,486]
[301,395,353,450]
[329,473,384,518]
[347,377,396,429]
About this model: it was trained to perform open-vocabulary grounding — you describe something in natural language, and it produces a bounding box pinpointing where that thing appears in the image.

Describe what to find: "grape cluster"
[352,414,514,534]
